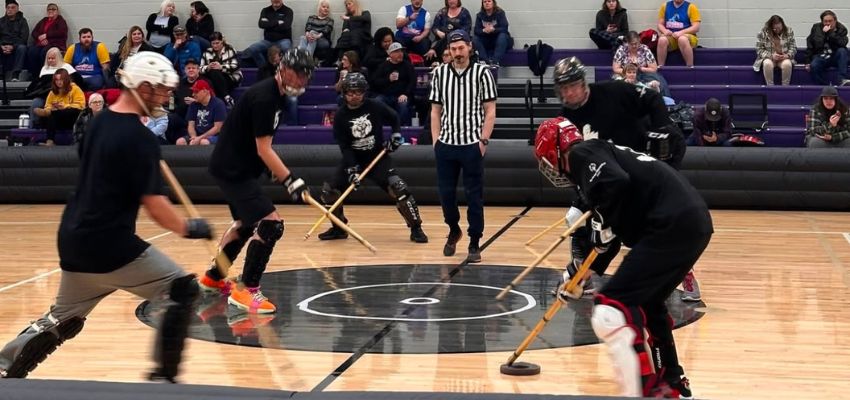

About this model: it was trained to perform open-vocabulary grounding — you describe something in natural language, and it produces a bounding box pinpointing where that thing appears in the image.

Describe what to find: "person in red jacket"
[26,3,67,79]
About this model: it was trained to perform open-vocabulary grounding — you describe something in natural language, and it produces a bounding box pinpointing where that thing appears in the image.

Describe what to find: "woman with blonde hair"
[34,69,85,146]
[335,0,372,60]
[25,47,82,128]
[146,0,179,50]
[114,26,156,70]
[298,0,335,62]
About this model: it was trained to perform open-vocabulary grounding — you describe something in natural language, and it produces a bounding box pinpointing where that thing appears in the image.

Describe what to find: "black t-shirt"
[58,109,165,273]
[559,80,671,153]
[209,77,290,181]
[567,140,713,247]
[333,98,400,167]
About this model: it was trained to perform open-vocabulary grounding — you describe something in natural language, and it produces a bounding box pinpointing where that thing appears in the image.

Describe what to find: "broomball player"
[534,117,713,398]
[317,72,428,243]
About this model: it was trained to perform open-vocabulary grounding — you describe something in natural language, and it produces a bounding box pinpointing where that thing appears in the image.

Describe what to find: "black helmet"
[341,72,369,93]
[279,48,316,78]
[552,57,586,86]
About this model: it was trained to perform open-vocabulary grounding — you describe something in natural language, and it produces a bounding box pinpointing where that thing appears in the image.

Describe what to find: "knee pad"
[169,274,199,306]
[321,182,342,205]
[591,303,644,397]
[256,219,284,245]
[387,173,410,201]
[388,175,422,227]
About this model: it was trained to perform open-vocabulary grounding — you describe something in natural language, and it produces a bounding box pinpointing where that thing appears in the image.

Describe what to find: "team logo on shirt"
[273,111,281,129]
[196,109,210,127]
[588,162,606,182]
[350,114,375,150]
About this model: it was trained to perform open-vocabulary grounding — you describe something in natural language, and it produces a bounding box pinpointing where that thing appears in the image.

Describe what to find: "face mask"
[283,86,305,97]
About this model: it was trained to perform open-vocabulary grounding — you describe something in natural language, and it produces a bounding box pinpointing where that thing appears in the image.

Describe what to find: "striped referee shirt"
[429,62,498,145]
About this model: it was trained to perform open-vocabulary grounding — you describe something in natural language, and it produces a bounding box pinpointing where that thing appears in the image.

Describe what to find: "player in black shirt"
[0,52,212,382]
[200,49,314,314]
[317,73,428,243]
[534,120,712,398]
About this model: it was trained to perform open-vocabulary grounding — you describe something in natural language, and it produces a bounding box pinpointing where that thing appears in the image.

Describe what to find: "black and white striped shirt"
[429,62,498,145]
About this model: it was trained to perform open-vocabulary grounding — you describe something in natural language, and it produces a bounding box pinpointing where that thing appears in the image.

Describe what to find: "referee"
[428,29,497,263]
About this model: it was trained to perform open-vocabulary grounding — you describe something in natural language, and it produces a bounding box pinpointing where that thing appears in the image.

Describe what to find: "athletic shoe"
[410,226,429,243]
[443,229,462,256]
[198,274,233,296]
[147,370,178,383]
[467,245,481,263]
[681,271,701,302]
[229,286,276,314]
[318,225,348,240]
[228,313,276,337]
[667,376,693,399]
[648,381,680,398]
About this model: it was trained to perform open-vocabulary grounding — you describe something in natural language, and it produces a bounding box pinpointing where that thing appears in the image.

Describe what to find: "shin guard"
[388,175,422,227]
[207,224,253,281]
[154,274,199,380]
[241,220,283,287]
[0,314,85,378]
[592,295,657,397]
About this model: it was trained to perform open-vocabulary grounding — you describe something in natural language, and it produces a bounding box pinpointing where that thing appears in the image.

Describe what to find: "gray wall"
[15,1,850,52]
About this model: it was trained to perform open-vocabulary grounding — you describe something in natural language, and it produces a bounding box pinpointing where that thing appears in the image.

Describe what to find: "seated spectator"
[363,27,393,73]
[335,50,367,103]
[257,45,281,81]
[589,0,629,50]
[164,26,202,78]
[33,69,84,146]
[242,0,294,68]
[656,0,701,67]
[298,0,334,62]
[472,0,512,66]
[113,26,156,71]
[141,114,170,144]
[146,0,179,51]
[187,1,214,51]
[622,63,660,93]
[335,0,372,61]
[395,0,432,57]
[426,0,472,62]
[754,15,796,86]
[25,47,81,128]
[170,58,207,126]
[687,97,731,146]
[432,47,452,68]
[806,86,850,148]
[0,0,28,81]
[200,31,241,106]
[176,80,226,145]
[26,3,67,80]
[64,28,112,91]
[72,92,104,144]
[612,31,670,96]
[372,42,415,125]
[806,10,849,86]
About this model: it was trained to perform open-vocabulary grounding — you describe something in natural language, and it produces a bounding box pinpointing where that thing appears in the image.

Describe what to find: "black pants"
[434,141,484,239]
[46,108,81,141]
[203,69,238,98]
[589,28,622,50]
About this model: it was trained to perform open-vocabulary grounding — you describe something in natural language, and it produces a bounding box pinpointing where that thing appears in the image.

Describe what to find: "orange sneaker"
[199,274,233,296]
[228,286,276,314]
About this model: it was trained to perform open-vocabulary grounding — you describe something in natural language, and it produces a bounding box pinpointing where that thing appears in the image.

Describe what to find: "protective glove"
[282,174,309,203]
[386,132,403,152]
[590,210,616,253]
[346,165,361,189]
[185,218,213,239]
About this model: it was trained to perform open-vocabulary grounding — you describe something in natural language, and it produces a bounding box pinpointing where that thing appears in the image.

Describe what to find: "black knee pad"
[169,274,199,306]
[387,174,411,201]
[256,219,284,245]
[321,182,342,205]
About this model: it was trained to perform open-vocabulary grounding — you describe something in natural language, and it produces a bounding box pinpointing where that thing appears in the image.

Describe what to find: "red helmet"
[533,117,583,187]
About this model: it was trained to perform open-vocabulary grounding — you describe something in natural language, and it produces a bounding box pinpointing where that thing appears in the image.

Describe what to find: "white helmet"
[119,51,179,89]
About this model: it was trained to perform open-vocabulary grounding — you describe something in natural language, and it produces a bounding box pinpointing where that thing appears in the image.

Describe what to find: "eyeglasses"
[47,7,58,11]
[90,100,104,105]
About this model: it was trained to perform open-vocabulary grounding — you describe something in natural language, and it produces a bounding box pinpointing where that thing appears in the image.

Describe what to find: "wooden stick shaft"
[303,192,377,253]
[525,217,566,246]
[495,211,591,300]
[304,149,388,239]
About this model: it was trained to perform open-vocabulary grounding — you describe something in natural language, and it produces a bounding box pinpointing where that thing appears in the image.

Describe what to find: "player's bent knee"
[591,304,642,397]
[256,219,284,244]
[321,182,342,205]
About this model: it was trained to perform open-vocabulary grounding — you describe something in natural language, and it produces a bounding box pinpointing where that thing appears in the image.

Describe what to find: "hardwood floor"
[0,205,848,399]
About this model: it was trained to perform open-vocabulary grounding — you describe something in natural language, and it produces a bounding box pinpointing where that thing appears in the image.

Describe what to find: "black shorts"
[215,176,276,226]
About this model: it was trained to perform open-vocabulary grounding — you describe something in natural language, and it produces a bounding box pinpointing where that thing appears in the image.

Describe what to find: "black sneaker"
[467,245,481,263]
[410,226,429,243]
[318,225,348,240]
[667,375,693,399]
[443,229,462,256]
[148,370,178,383]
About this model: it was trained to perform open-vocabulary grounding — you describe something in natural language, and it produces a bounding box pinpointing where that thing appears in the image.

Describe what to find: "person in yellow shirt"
[34,69,84,145]
[64,28,111,90]
[656,0,701,67]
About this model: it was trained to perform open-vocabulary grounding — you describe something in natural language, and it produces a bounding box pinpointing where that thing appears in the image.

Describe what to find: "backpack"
[667,101,695,135]
[639,29,659,55]
[526,40,553,77]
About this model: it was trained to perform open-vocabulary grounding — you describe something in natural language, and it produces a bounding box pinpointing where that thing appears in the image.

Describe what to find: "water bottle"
[18,114,29,129]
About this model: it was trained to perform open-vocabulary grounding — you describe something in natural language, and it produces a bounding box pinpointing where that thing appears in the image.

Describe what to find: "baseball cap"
[191,79,214,96]
[388,42,404,53]
[448,29,470,43]
[704,98,722,121]
[173,25,187,35]
[820,86,839,98]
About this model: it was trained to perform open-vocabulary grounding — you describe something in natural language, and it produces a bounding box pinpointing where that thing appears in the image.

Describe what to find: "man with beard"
[64,27,111,90]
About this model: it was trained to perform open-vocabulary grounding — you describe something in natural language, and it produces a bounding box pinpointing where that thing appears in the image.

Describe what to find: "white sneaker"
[681,270,701,302]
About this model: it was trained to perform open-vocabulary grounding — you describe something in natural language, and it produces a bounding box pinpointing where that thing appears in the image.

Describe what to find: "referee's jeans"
[434,141,484,240]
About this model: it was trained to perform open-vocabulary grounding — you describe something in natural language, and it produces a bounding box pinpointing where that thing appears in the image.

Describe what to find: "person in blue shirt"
[472,0,512,66]
[176,79,226,145]
[164,25,201,78]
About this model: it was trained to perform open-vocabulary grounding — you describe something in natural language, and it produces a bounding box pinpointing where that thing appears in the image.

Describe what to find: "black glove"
[346,165,361,189]
[283,174,308,203]
[185,218,213,239]
[590,210,615,253]
[385,132,403,152]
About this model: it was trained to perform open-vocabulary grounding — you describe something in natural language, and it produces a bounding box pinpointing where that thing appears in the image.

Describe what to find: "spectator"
[298,0,334,62]
[395,0,432,57]
[589,0,629,50]
[242,0,294,68]
[373,42,416,125]
[426,0,473,62]
[25,3,67,79]
[257,45,281,81]
[363,26,393,72]
[335,0,372,61]
[33,69,84,146]
[200,31,241,106]
[687,97,731,146]
[72,92,104,144]
[187,1,214,51]
[754,15,796,86]
[0,0,28,81]
[656,0,701,67]
[806,86,850,148]
[334,50,366,99]
[176,79,226,145]
[164,26,202,78]
[806,10,849,86]
[170,58,206,126]
[64,28,112,91]
[141,113,170,144]
[622,63,660,93]
[24,47,80,128]
[113,26,156,71]
[146,0,179,51]
[472,0,512,66]
[612,31,670,96]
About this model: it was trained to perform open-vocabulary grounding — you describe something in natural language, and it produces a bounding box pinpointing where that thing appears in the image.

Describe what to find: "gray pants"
[0,247,191,377]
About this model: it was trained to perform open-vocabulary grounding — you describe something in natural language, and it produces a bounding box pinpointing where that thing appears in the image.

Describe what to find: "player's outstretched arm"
[141,194,212,239]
